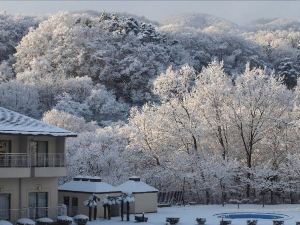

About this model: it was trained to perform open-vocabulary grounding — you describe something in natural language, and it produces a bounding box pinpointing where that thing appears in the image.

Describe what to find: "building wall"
[0,135,65,155]
[0,178,19,221]
[0,177,58,222]
[58,191,121,218]
[0,135,26,153]
[30,136,64,154]
[133,192,158,214]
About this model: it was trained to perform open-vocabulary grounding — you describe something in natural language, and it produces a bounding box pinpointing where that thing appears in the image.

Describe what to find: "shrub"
[57,216,73,225]
[16,218,35,225]
[36,218,54,225]
[241,199,250,204]
[74,215,89,225]
[0,220,13,225]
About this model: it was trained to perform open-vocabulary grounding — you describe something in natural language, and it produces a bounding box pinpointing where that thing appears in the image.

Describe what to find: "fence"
[158,191,184,206]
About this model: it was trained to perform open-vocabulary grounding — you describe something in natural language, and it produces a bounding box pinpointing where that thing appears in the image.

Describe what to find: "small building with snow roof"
[58,176,121,218]
[117,176,159,214]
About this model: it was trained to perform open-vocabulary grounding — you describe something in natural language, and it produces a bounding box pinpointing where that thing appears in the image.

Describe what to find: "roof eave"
[0,131,77,137]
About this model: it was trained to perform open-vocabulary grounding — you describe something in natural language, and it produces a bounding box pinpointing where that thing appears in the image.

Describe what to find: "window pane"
[37,192,48,207]
[38,142,48,154]
[64,197,70,206]
[0,141,10,154]
[0,194,10,220]
[28,192,48,219]
[72,197,78,207]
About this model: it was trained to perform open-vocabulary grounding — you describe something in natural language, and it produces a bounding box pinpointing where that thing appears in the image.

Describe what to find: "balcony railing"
[0,205,67,221]
[0,153,65,168]
[32,153,65,167]
[0,153,29,167]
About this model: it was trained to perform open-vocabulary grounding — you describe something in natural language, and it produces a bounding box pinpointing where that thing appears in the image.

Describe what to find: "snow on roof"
[118,179,159,193]
[0,107,76,137]
[58,178,121,193]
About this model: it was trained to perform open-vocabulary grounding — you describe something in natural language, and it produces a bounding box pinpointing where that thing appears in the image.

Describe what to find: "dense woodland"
[1,11,300,204]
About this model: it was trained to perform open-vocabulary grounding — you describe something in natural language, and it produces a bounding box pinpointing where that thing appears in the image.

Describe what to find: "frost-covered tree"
[0,13,39,62]
[229,65,293,197]
[43,109,97,133]
[0,61,14,82]
[66,125,130,184]
[128,61,295,201]
[86,86,129,123]
[153,64,197,101]
[54,79,129,123]
[14,12,172,104]
[0,80,40,117]
[192,60,233,159]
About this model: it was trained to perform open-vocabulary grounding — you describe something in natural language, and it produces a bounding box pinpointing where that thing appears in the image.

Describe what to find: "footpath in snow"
[89,204,300,225]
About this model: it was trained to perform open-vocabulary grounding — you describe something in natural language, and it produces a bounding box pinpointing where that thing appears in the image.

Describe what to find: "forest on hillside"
[1,11,300,204]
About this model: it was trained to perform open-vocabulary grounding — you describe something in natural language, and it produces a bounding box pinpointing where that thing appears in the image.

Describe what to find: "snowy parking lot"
[89,204,300,225]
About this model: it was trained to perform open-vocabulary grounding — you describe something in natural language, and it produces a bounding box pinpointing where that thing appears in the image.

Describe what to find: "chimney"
[73,176,82,181]
[90,177,102,182]
[129,176,140,182]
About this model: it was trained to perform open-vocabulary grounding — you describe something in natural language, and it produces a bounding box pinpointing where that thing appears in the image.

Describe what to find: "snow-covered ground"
[90,204,300,225]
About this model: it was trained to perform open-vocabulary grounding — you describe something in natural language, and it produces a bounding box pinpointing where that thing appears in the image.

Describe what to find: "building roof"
[0,107,76,137]
[117,177,159,193]
[58,176,121,193]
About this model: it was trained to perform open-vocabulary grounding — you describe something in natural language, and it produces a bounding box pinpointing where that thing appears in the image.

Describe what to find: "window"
[72,197,78,207]
[0,194,10,220]
[63,196,70,206]
[0,141,11,167]
[29,192,48,219]
[0,140,11,154]
[30,141,48,167]
[71,197,78,216]
[63,196,70,216]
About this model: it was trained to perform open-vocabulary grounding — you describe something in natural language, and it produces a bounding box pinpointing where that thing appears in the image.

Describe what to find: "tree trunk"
[270,191,274,204]
[246,154,252,198]
[205,190,210,205]
[182,177,186,205]
[290,191,294,204]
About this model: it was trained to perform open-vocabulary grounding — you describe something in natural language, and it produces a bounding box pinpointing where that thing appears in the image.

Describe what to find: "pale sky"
[1,1,300,25]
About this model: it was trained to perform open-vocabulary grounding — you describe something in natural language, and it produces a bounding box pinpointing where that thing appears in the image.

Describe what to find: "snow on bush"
[36,218,53,223]
[57,216,73,225]
[57,216,73,222]
[16,218,35,225]
[0,220,13,225]
[74,215,88,225]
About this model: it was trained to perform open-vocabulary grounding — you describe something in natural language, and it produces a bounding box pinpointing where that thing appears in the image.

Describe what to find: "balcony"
[0,153,30,167]
[32,153,65,167]
[0,153,66,178]
[0,153,30,178]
